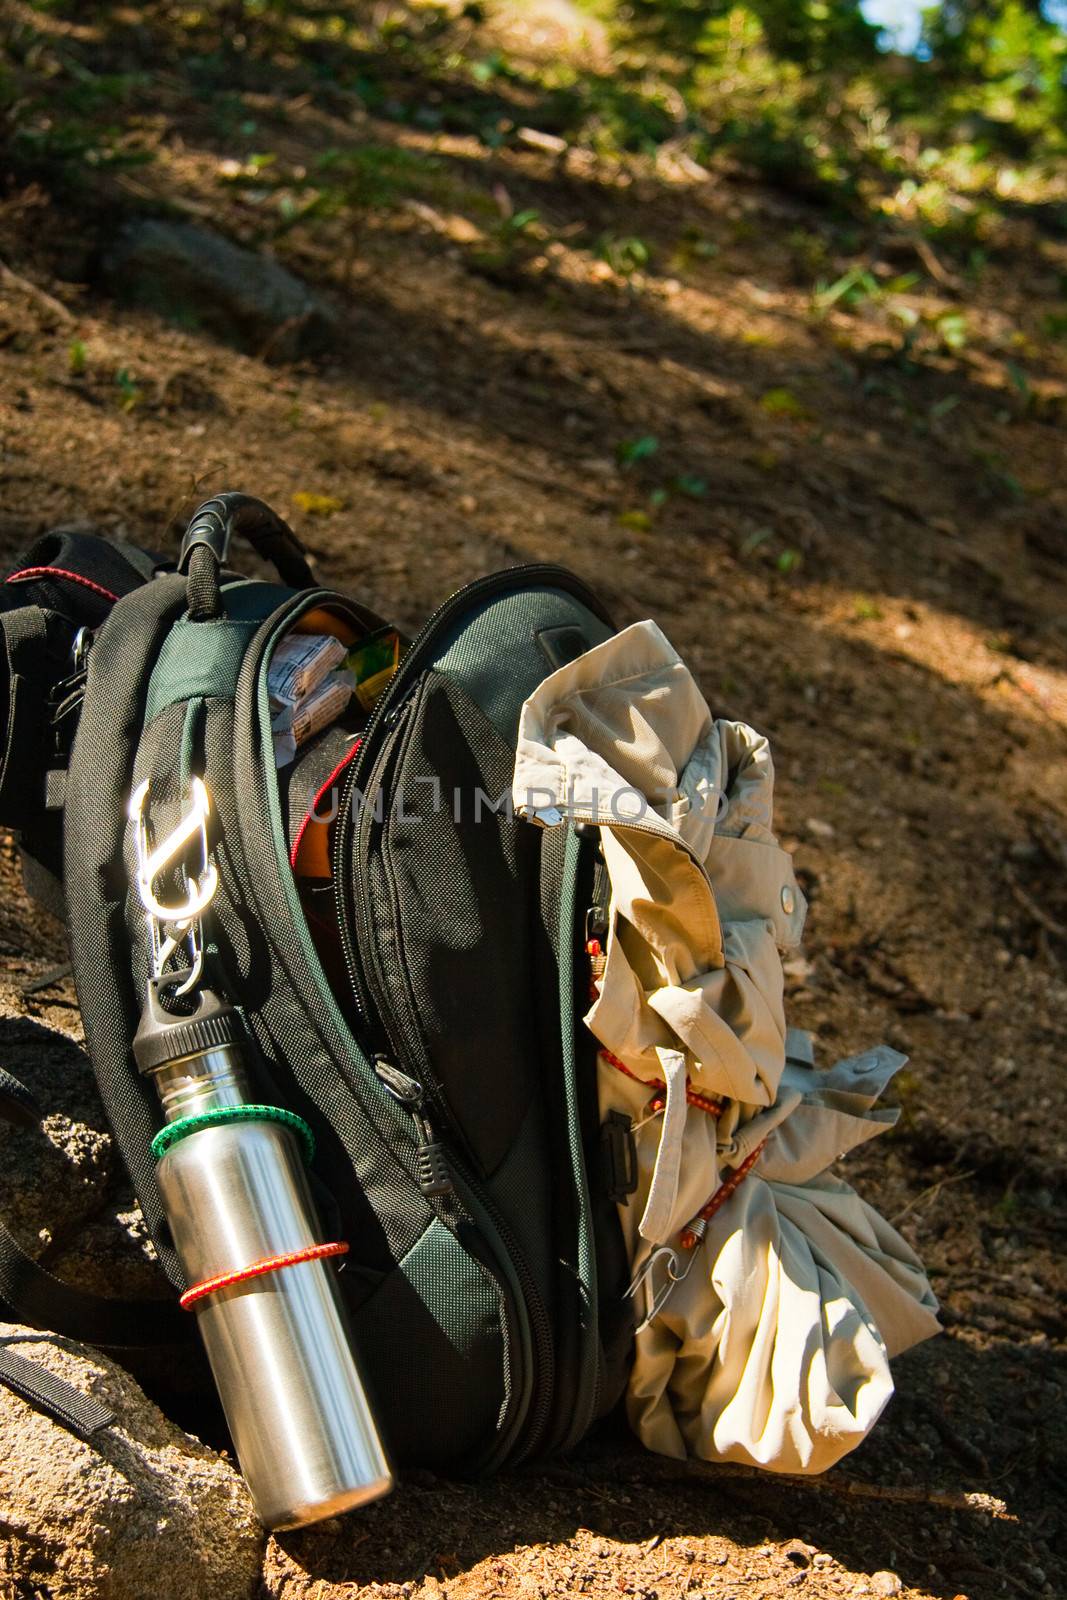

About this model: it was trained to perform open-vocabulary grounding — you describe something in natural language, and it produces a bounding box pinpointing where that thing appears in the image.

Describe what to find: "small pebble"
[871,1573,902,1597]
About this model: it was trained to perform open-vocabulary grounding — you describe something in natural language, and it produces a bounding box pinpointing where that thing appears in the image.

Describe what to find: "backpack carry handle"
[179,492,315,620]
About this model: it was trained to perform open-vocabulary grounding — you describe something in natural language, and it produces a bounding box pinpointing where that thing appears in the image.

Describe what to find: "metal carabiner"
[129,778,219,925]
[129,777,218,995]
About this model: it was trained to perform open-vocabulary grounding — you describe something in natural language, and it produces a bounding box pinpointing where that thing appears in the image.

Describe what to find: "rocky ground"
[1,2,1065,1597]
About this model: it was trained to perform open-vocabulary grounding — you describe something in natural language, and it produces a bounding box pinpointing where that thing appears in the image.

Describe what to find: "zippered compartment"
[230,586,535,1469]
[347,671,544,1174]
[328,567,616,1462]
[330,561,614,1136]
[339,664,561,1459]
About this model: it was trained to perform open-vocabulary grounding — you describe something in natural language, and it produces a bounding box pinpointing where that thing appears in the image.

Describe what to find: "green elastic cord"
[151,1104,315,1165]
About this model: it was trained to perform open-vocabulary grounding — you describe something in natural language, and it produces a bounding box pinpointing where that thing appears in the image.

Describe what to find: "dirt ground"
[1,12,1066,1598]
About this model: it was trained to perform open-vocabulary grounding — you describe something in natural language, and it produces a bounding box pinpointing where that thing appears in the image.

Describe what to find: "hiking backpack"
[0,492,635,1466]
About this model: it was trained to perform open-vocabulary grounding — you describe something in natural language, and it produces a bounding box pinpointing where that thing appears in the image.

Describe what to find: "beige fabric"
[513,621,940,1475]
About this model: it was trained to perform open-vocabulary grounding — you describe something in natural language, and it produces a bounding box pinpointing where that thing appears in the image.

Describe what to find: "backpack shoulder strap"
[0,1064,187,1435]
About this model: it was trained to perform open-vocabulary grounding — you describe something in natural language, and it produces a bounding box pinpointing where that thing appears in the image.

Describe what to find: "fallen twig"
[643,1456,1014,1520]
[1010,878,1067,941]
[891,1166,977,1225]
[911,233,963,291]
[0,259,73,326]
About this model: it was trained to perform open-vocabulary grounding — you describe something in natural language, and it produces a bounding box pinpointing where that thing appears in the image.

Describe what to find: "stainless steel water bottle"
[134,983,393,1530]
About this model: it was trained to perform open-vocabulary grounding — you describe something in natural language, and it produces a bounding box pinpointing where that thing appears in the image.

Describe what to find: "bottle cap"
[133,983,242,1074]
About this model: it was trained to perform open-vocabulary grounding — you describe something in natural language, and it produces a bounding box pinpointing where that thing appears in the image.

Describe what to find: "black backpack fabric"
[0,493,635,1469]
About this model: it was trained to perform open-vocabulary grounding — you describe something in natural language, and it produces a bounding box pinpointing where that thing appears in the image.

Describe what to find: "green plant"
[617,435,659,467]
[759,388,807,419]
[67,339,87,377]
[671,226,719,272]
[114,367,142,412]
[814,265,880,313]
[739,527,773,558]
[469,207,546,279]
[618,508,652,531]
[935,312,969,354]
[929,394,961,421]
[598,235,651,276]
[674,473,708,498]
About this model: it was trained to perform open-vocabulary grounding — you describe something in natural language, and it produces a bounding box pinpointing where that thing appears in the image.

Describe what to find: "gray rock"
[0,1323,263,1599]
[100,220,336,359]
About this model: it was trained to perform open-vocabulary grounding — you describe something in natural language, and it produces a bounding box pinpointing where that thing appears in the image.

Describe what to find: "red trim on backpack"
[5,566,121,604]
[289,737,362,870]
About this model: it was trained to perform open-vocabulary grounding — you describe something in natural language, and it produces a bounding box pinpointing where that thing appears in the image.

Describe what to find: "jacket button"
[780,885,796,915]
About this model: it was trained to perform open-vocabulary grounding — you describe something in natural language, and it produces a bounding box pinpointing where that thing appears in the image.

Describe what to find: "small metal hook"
[625,1237,705,1334]
[70,626,92,674]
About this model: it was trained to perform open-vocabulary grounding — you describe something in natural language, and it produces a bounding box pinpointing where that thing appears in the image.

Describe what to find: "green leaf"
[814,266,878,313]
[930,394,960,420]
[885,273,921,294]
[618,509,652,531]
[114,367,142,411]
[759,388,806,419]
[292,491,345,516]
[600,235,650,276]
[936,312,968,353]
[1006,360,1031,400]
[674,473,708,498]
[617,435,660,467]
[739,527,772,557]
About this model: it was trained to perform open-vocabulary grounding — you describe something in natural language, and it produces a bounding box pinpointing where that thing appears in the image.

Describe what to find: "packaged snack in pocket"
[269,632,348,713]
[272,670,354,767]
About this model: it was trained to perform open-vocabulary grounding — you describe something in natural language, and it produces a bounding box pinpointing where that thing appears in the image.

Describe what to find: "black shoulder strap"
[0,1065,187,1435]
[0,1338,114,1440]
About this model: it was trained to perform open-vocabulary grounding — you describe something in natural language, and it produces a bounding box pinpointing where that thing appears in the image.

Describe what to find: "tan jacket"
[513,621,939,1474]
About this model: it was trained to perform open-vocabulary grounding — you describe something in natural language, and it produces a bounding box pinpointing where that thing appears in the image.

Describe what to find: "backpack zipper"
[337,684,562,1457]
[333,561,610,873]
[342,691,560,1457]
[331,562,610,1070]
[329,565,610,1462]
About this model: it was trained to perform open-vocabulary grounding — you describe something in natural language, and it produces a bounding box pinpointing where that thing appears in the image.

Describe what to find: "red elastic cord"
[289,738,362,869]
[5,566,120,604]
[600,1048,726,1120]
[680,1140,767,1248]
[179,1240,349,1310]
